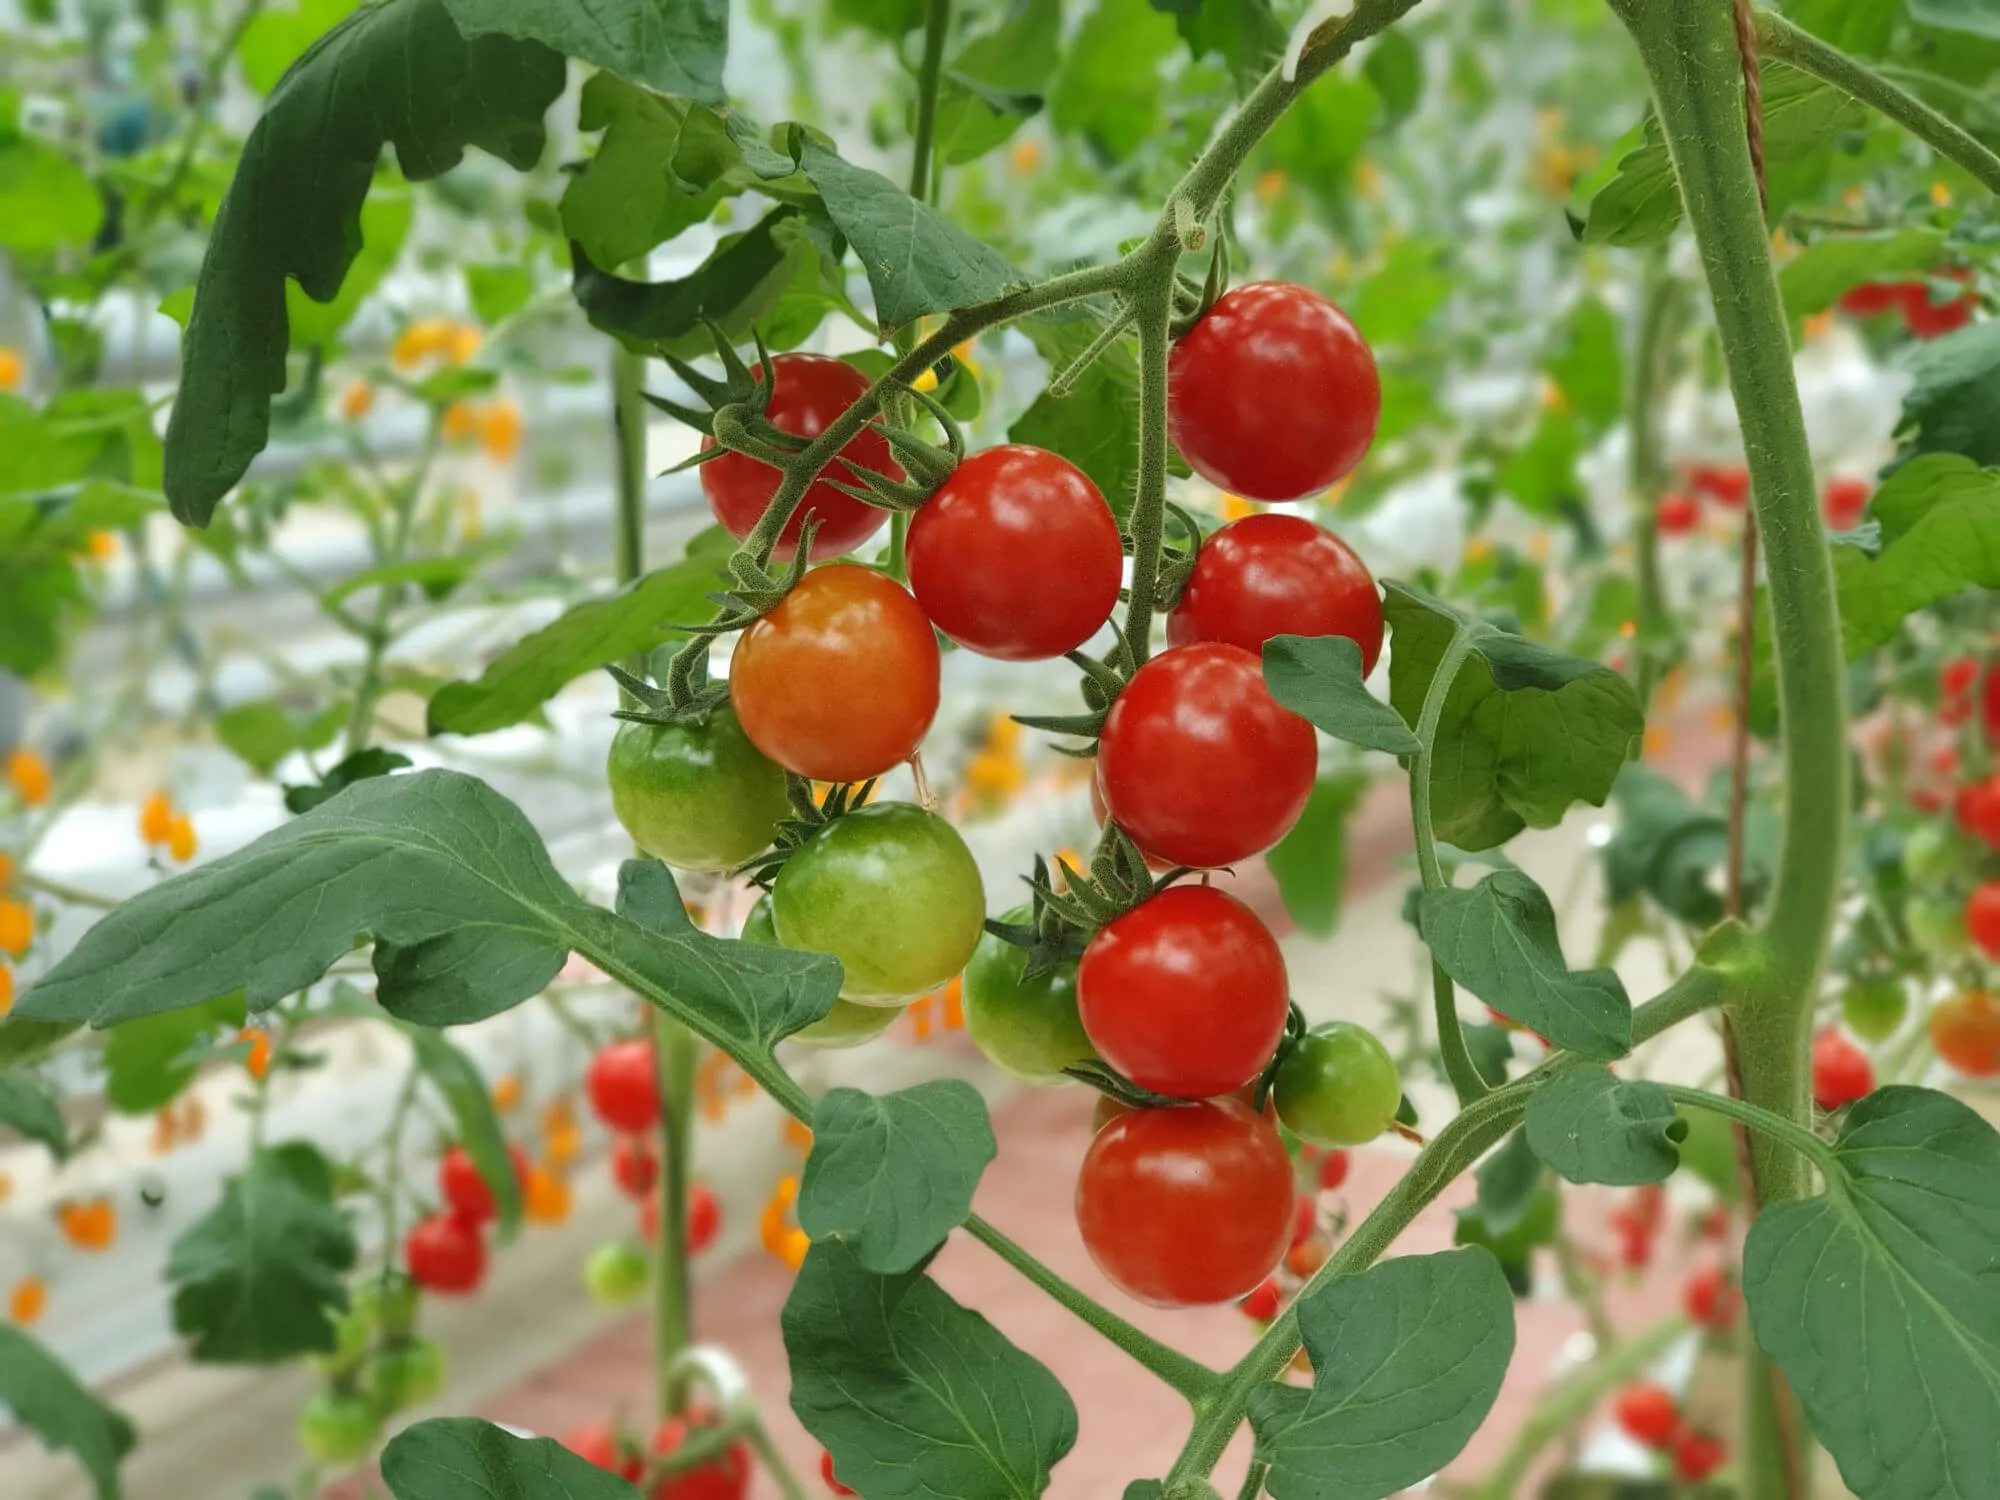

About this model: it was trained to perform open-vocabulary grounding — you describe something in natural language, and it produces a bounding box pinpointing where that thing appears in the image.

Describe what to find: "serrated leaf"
[406,1028,521,1236]
[1246,1249,1515,1500]
[443,0,727,102]
[1012,316,1144,516]
[800,139,1022,330]
[382,1416,642,1499]
[1266,773,1370,939]
[168,1141,357,1363]
[1385,583,1643,849]
[1263,635,1420,755]
[0,1327,135,1500]
[797,1081,996,1272]
[1526,1064,1685,1185]
[1419,870,1631,1058]
[164,0,564,523]
[784,1241,1077,1500]
[0,1074,68,1161]
[1744,1086,2000,1500]
[1473,1127,1542,1236]
[1779,228,1948,321]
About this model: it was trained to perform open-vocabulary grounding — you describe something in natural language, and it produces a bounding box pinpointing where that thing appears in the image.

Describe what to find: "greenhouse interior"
[2,0,1998,1496]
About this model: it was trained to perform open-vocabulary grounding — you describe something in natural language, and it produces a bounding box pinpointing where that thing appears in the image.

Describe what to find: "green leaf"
[238,0,363,93]
[1361,29,1425,126]
[784,1241,1078,1500]
[1908,0,2000,39]
[797,1081,996,1273]
[1782,0,1897,54]
[1345,239,1452,348]
[0,128,101,257]
[0,1327,135,1500]
[932,0,1061,164]
[1168,0,1287,95]
[101,995,247,1114]
[1460,1020,1513,1089]
[282,747,412,814]
[1525,1064,1686,1185]
[0,389,163,498]
[1545,297,1623,435]
[1418,870,1632,1058]
[1895,320,2000,469]
[426,533,730,736]
[1497,411,1581,518]
[214,700,309,775]
[1744,1086,2000,1500]
[0,1074,68,1161]
[1779,228,1948,321]
[1263,635,1421,755]
[1473,1128,1543,1236]
[1384,583,1644,849]
[167,1142,357,1362]
[1600,765,1731,926]
[0,1017,82,1071]
[799,139,1022,331]
[406,1028,521,1236]
[382,1416,643,1498]
[1266,773,1370,939]
[1454,1182,1558,1293]
[1253,69,1382,220]
[164,0,564,523]
[1012,317,1144,515]
[443,0,727,101]
[465,262,534,324]
[1052,0,1180,160]
[287,187,413,349]
[1245,1249,1515,1500]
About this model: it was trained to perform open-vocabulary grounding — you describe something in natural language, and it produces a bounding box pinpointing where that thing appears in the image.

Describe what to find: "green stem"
[908,0,951,204]
[136,0,270,227]
[653,1014,699,1416]
[738,1414,811,1500]
[343,419,438,756]
[1234,1461,1269,1500]
[1119,285,1177,665]
[1656,1083,1834,1171]
[1627,253,1684,711]
[964,1217,1222,1405]
[612,345,649,605]
[1757,12,2000,194]
[1411,624,1487,1105]
[1630,960,1732,1044]
[18,873,117,910]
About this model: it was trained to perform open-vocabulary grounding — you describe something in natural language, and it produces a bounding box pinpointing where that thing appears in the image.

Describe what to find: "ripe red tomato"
[1967,881,2000,958]
[905,444,1123,661]
[1076,1095,1294,1307]
[820,1451,856,1496]
[700,354,893,561]
[611,1138,657,1200]
[650,1414,751,1500]
[1955,779,2000,846]
[688,1183,721,1253]
[1285,1235,1330,1279]
[1811,1028,1873,1110]
[1167,513,1384,673]
[1655,491,1700,535]
[1941,655,1981,700]
[1316,1147,1351,1193]
[587,1039,660,1134]
[1167,282,1380,501]
[1931,990,2000,1077]
[1614,1383,1680,1449]
[438,1143,527,1227]
[1096,643,1317,868]
[730,564,940,783]
[1684,1264,1740,1331]
[1077,885,1289,1099]
[1823,476,1870,531]
[1838,281,1906,317]
[1289,1193,1317,1248]
[1899,270,1975,339]
[404,1212,487,1295]
[1240,1276,1281,1322]
[1674,1431,1728,1483]
[566,1421,643,1482]
[1984,662,2000,745]
[1685,463,1749,506]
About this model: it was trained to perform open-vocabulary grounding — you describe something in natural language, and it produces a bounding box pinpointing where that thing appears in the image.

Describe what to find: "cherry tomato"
[820,1451,856,1496]
[1953,779,2000,845]
[962,904,1096,1084]
[1240,1276,1282,1321]
[1685,463,1749,506]
[1273,1020,1401,1146]
[361,1337,446,1413]
[566,1421,643,1482]
[1942,655,1981,700]
[1930,990,2000,1077]
[1823,476,1870,531]
[1076,1095,1293,1306]
[584,1242,650,1305]
[404,1212,486,1295]
[650,1414,752,1500]
[1910,895,1973,956]
[1285,1235,1330,1278]
[1167,282,1380,501]
[1684,1264,1740,1332]
[1984,662,2000,746]
[772,802,985,1004]
[1811,1028,1873,1111]
[1317,1147,1351,1192]
[1840,977,1908,1044]
[607,709,789,871]
[1904,821,1958,884]
[730,565,940,783]
[1838,281,1905,317]
[906,444,1123,661]
[587,1039,661,1133]
[1097,643,1317,868]
[741,896,902,1047]
[1968,880,2000,958]
[688,1183,721,1254]
[612,1138,657,1200]
[1077,885,1289,1099]
[1289,1193,1317,1248]
[1655,491,1700,535]
[296,1389,380,1465]
[700,354,893,561]
[437,1143,526,1227]
[1614,1383,1680,1449]
[1899,269,1975,339]
[1674,1431,1728,1483]
[1167,512,1383,672]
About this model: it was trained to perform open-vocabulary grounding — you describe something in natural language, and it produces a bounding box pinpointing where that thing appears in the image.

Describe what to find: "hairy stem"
[344,417,438,756]
[909,0,951,204]
[653,1014,699,1414]
[612,341,651,683]
[1627,253,1684,711]
[1657,1083,1834,1171]
[1120,282,1178,664]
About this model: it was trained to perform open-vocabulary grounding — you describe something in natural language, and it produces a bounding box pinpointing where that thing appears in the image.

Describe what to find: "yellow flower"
[10,1277,46,1325]
[140,791,175,846]
[340,380,375,420]
[238,1027,271,1080]
[1643,725,1672,760]
[1222,493,1258,522]
[1463,537,1493,565]
[6,748,52,807]
[966,752,1025,796]
[84,531,116,561]
[492,1072,523,1111]
[0,347,22,392]
[479,398,523,463]
[1802,309,1834,342]
[165,813,197,864]
[1932,180,1953,208]
[1009,137,1043,175]
[441,399,479,443]
[446,323,483,366]
[1526,531,1552,563]
[391,317,454,370]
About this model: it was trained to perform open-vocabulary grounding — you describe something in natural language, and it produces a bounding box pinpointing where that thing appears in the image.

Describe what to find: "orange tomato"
[340,380,375,420]
[139,791,175,845]
[165,813,197,864]
[59,1198,116,1251]
[1932,991,2000,1078]
[0,899,33,958]
[523,1164,572,1224]
[9,1277,46,1324]
[492,1072,523,1111]
[6,748,52,807]
[238,1027,272,1080]
[479,399,522,462]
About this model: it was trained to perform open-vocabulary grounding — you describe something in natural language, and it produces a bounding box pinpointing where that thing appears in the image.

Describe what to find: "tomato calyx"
[734,776,882,890]
[996,830,1202,977]
[1249,1001,1311,1114]
[1167,232,1229,340]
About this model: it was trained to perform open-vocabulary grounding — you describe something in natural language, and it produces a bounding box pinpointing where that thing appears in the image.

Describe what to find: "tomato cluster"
[1613,1383,1727,1481]
[403,1142,535,1297]
[300,1275,447,1462]
[1838,269,1978,339]
[566,1410,752,1500]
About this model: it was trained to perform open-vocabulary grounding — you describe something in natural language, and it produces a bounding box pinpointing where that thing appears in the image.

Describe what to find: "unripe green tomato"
[360,1337,446,1414]
[583,1242,650,1306]
[740,897,904,1047]
[1841,977,1909,1044]
[607,708,790,871]
[1909,896,1972,958]
[311,1301,374,1378]
[962,905,1096,1084]
[296,1390,381,1465]
[1903,822,1958,886]
[772,802,986,1005]
[353,1271,420,1340]
[1272,1021,1401,1146]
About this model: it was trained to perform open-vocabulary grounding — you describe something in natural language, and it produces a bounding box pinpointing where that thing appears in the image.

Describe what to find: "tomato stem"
[1119,283,1177,665]
[1656,1083,1835,1171]
[1627,252,1686,712]
[908,0,951,206]
[343,410,437,757]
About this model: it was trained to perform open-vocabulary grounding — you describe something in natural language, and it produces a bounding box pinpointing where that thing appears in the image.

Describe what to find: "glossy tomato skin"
[1968,880,2000,958]
[772,803,985,1004]
[700,354,893,561]
[1168,283,1380,501]
[1931,990,2000,1077]
[607,710,789,871]
[587,1039,660,1133]
[404,1212,487,1294]
[906,444,1123,661]
[438,1143,527,1227]
[1823,476,1871,531]
[1097,643,1317,868]
[651,1415,752,1500]
[1076,1096,1293,1307]
[740,896,903,1047]
[1614,1384,1680,1449]
[1811,1029,1873,1110]
[611,1138,657,1199]
[963,904,1097,1083]
[1273,1021,1401,1146]
[1078,885,1289,1099]
[730,565,940,783]
[1167,513,1383,673]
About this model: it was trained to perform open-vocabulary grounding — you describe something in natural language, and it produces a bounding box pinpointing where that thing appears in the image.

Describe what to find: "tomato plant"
[961,905,1096,1084]
[607,709,791,872]
[1272,1020,1401,1147]
[1168,512,1385,672]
